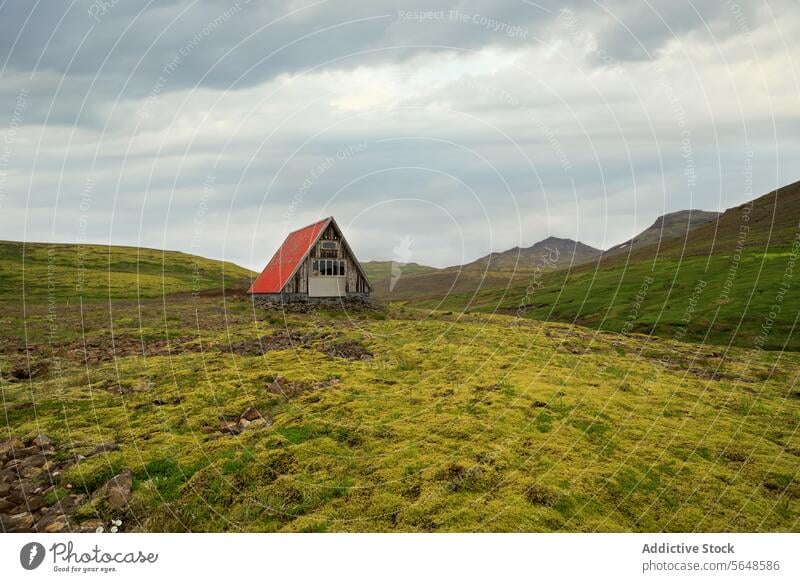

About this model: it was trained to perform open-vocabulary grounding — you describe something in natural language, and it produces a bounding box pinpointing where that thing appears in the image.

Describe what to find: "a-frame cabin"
[248,217,372,302]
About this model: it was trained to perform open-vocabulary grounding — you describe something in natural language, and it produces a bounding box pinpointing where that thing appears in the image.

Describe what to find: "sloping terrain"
[372,210,720,303]
[361,261,440,293]
[1,298,798,532]
[372,238,600,302]
[0,241,255,302]
[462,237,601,272]
[420,181,800,350]
[605,210,720,255]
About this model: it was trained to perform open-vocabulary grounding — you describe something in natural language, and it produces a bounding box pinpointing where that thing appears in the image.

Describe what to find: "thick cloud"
[0,0,798,269]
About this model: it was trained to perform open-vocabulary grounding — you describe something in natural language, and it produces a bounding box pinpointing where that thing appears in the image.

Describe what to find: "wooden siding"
[296,223,369,295]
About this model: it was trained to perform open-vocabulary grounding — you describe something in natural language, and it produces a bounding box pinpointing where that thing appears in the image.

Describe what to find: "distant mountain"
[371,237,599,301]
[463,236,601,271]
[424,179,800,349]
[605,209,720,255]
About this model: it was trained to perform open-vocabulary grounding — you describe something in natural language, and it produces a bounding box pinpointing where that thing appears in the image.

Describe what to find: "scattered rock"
[240,407,263,422]
[20,465,44,479]
[21,454,47,469]
[103,470,133,509]
[36,512,69,533]
[0,433,131,530]
[7,483,37,506]
[30,435,53,449]
[220,330,314,356]
[0,437,24,459]
[76,519,105,533]
[1,511,34,532]
[26,495,46,512]
[219,421,242,436]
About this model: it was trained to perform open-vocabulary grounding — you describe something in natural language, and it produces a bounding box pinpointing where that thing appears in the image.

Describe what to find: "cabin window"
[315,259,346,277]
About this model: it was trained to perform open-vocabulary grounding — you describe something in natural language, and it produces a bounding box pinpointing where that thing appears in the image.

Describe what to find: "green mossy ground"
[419,248,800,350]
[2,295,798,532]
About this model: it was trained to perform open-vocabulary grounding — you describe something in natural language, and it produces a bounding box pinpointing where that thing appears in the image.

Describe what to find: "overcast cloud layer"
[1,0,798,269]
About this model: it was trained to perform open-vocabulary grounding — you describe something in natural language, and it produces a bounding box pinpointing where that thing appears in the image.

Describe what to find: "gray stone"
[21,454,47,469]
[20,465,43,479]
[0,437,23,457]
[104,470,133,509]
[1,511,34,532]
[240,406,263,422]
[36,512,69,533]
[219,421,242,435]
[26,495,46,512]
[30,435,53,449]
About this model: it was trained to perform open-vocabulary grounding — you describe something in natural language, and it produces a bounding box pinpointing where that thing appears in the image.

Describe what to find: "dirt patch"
[638,348,755,383]
[524,484,559,506]
[60,335,207,366]
[6,360,49,381]
[219,330,314,356]
[319,339,373,360]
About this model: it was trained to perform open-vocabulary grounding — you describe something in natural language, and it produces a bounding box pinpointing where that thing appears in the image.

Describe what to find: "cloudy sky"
[0,0,798,270]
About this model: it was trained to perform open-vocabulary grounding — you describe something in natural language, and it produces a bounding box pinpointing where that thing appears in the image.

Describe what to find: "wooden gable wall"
[281,222,370,294]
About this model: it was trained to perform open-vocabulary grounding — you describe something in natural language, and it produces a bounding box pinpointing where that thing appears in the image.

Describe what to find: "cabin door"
[308,277,345,297]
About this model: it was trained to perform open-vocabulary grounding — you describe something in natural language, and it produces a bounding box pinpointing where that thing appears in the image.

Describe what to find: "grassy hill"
[2,298,798,532]
[361,261,438,284]
[372,212,720,304]
[0,241,255,302]
[371,238,599,302]
[417,181,800,350]
[605,210,720,255]
[1,186,799,534]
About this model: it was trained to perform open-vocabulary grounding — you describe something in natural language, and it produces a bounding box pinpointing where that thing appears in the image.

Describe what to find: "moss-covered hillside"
[2,297,798,532]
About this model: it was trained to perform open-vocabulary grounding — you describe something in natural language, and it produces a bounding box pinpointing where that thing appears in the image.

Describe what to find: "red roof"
[248,217,332,294]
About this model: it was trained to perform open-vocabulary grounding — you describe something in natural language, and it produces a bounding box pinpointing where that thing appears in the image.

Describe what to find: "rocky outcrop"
[0,435,123,533]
